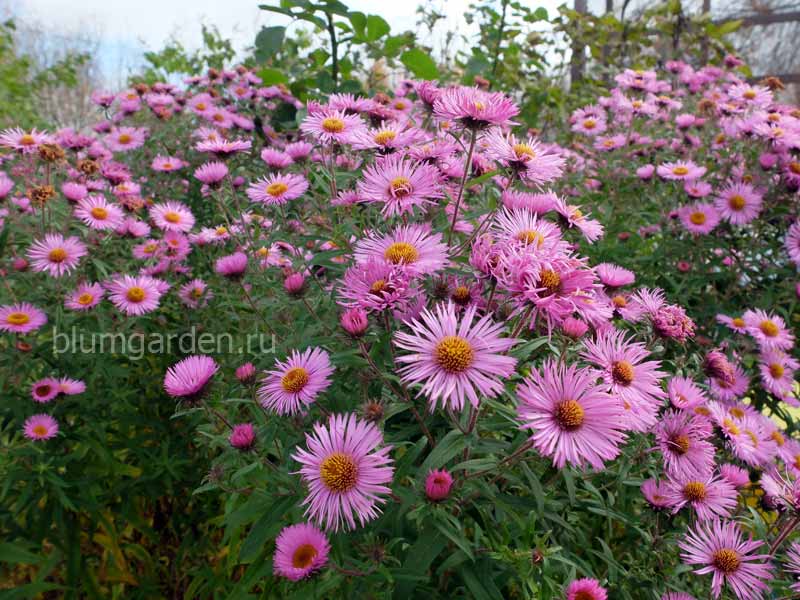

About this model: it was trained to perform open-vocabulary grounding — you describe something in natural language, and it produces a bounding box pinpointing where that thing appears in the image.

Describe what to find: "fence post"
[570,0,588,89]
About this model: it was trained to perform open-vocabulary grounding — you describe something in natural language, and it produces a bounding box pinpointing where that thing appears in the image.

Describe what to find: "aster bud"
[340,307,368,337]
[229,423,256,450]
[561,317,588,339]
[703,349,735,386]
[12,257,28,271]
[425,469,453,502]
[284,272,306,296]
[236,362,257,385]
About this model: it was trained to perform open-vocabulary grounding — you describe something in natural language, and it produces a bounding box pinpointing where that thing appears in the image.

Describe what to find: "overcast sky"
[6,0,567,86]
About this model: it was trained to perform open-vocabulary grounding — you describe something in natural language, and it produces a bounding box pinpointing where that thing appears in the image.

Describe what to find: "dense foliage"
[3,2,800,600]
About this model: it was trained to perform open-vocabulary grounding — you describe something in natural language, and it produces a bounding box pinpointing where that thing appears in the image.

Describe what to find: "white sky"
[6,0,565,86]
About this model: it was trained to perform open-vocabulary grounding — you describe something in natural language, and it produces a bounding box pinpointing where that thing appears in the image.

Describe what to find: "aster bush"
[4,26,800,600]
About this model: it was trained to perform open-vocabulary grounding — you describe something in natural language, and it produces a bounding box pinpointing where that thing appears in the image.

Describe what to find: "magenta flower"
[743,308,794,351]
[354,224,449,276]
[106,274,165,316]
[425,469,453,501]
[74,195,124,230]
[785,541,800,594]
[273,522,330,581]
[433,86,519,130]
[215,252,248,279]
[246,173,308,205]
[178,279,212,309]
[667,376,707,409]
[665,472,737,521]
[0,127,52,153]
[194,161,228,185]
[258,347,334,416]
[229,423,256,450]
[714,182,763,225]
[149,201,195,232]
[23,414,59,441]
[655,410,715,477]
[678,203,720,235]
[581,328,666,433]
[657,160,707,181]
[595,263,635,288]
[105,126,146,152]
[163,355,218,400]
[0,303,47,334]
[65,282,104,311]
[27,234,87,277]
[394,301,517,412]
[641,479,671,510]
[300,108,364,144]
[484,129,565,184]
[516,359,626,470]
[678,519,772,599]
[292,413,394,531]
[151,155,185,172]
[357,154,442,217]
[338,259,412,313]
[31,378,60,403]
[566,578,607,600]
[340,307,368,337]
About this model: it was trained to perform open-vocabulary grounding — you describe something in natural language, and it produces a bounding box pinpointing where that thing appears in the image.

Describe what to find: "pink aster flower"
[163,355,218,400]
[581,328,667,433]
[566,578,607,600]
[106,274,164,316]
[678,519,772,600]
[273,522,330,581]
[516,359,626,470]
[64,282,103,311]
[105,126,146,152]
[149,201,195,232]
[667,376,707,409]
[215,251,248,279]
[300,108,365,144]
[23,414,59,441]
[0,128,52,153]
[151,155,185,172]
[787,221,800,266]
[61,182,87,202]
[424,469,453,501]
[657,160,707,181]
[759,349,799,397]
[596,263,635,288]
[246,173,308,205]
[433,86,519,130]
[194,161,228,186]
[74,195,124,230]
[0,303,47,334]
[483,129,565,184]
[665,472,737,521]
[57,377,85,395]
[714,182,763,226]
[661,594,697,600]
[229,423,256,450]
[292,413,394,531]
[31,378,60,403]
[716,314,748,334]
[27,233,87,277]
[393,301,517,412]
[743,308,794,351]
[258,347,334,416]
[655,410,715,477]
[179,279,213,309]
[641,479,671,510]
[785,542,800,594]
[354,224,449,276]
[719,464,750,489]
[357,154,442,217]
[338,259,412,313]
[194,137,251,155]
[678,203,720,235]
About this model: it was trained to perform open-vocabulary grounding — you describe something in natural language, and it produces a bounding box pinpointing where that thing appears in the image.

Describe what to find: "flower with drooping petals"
[641,479,671,510]
[394,302,517,412]
[433,87,519,130]
[517,359,626,470]
[163,355,218,400]
[194,161,228,185]
[357,154,442,217]
[273,522,330,581]
[655,410,715,477]
[292,413,394,531]
[215,252,248,279]
[258,347,334,416]
[678,519,772,600]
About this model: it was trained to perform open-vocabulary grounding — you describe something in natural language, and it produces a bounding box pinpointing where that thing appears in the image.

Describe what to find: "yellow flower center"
[48,248,67,263]
[729,407,745,418]
[6,312,30,325]
[672,166,689,176]
[712,548,740,574]
[612,360,634,385]
[291,543,318,569]
[20,134,36,146]
[163,211,181,224]
[769,363,785,379]
[373,130,397,145]
[723,418,740,435]
[32,425,48,436]
[389,176,412,198]
[196,102,207,111]
[538,269,561,295]
[451,286,471,305]
[281,367,309,393]
[117,133,132,144]
[369,279,387,294]
[742,89,756,100]
[790,162,800,175]
[162,162,173,169]
[759,320,779,337]
[473,101,486,111]
[512,143,535,160]
[668,434,690,455]
[77,293,94,305]
[191,287,204,299]
[554,400,584,431]
[435,336,474,373]
[384,242,418,265]
[90,207,109,220]
[321,117,345,133]
[728,194,746,211]
[515,230,543,247]
[320,452,358,492]
[266,182,289,197]
[126,287,146,302]
[583,119,596,130]
[143,243,158,254]
[216,227,228,235]
[732,317,745,328]
[689,211,706,225]
[771,430,785,446]
[682,481,707,502]
[612,295,627,308]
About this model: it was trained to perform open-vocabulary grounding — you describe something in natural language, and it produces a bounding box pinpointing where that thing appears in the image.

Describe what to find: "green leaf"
[393,530,448,599]
[400,48,439,80]
[256,67,288,85]
[533,7,549,20]
[365,15,390,41]
[0,542,40,565]
[348,11,366,38]
[418,429,467,478]
[255,26,286,63]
